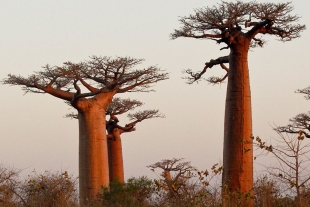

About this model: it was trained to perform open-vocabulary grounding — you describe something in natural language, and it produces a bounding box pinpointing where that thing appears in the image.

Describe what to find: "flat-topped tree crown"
[127,110,164,123]
[171,1,305,84]
[3,56,168,109]
[106,97,164,130]
[172,1,305,44]
[276,112,310,138]
[171,1,305,205]
[276,86,310,139]
[106,97,143,116]
[2,56,168,204]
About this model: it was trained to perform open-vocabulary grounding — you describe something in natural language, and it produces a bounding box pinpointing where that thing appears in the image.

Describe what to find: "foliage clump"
[99,177,155,207]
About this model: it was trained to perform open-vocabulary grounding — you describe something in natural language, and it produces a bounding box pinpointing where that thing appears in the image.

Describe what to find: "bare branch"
[106,97,143,115]
[275,112,310,139]
[127,110,165,122]
[297,86,310,100]
[172,1,305,47]
[183,56,229,84]
[205,63,229,84]
[2,66,75,101]
[2,56,168,108]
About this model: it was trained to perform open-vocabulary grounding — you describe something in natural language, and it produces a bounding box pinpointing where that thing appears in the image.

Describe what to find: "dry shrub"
[0,165,20,207]
[0,165,78,207]
[21,170,78,206]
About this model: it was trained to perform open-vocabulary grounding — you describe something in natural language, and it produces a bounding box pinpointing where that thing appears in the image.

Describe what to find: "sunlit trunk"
[222,36,253,206]
[108,129,125,183]
[78,105,109,204]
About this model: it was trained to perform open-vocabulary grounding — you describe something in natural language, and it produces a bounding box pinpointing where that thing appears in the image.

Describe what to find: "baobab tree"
[171,0,305,204]
[106,97,164,183]
[276,112,310,138]
[2,56,168,204]
[148,158,199,206]
[275,86,310,138]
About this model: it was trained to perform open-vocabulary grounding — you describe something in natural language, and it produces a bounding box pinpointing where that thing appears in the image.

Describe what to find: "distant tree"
[255,88,310,206]
[275,85,310,138]
[297,85,310,100]
[276,112,310,138]
[171,1,305,204]
[2,56,168,204]
[148,158,224,207]
[148,158,197,198]
[106,97,164,183]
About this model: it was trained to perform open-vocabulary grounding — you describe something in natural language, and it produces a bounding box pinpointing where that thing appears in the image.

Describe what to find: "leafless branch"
[183,56,229,84]
[275,112,310,139]
[297,86,310,100]
[172,1,305,45]
[2,56,169,105]
[106,97,143,115]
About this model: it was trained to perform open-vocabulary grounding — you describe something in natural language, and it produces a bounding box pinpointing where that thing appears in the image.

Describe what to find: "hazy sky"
[1,0,309,180]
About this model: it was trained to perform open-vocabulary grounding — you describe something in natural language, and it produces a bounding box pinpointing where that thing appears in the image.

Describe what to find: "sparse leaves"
[148,158,222,206]
[128,110,165,122]
[297,85,310,100]
[106,97,143,115]
[255,132,310,199]
[106,97,164,136]
[172,1,305,43]
[275,112,310,139]
[2,56,169,104]
[173,1,305,83]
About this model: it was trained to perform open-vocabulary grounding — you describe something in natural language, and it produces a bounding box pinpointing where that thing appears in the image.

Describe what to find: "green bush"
[99,177,155,207]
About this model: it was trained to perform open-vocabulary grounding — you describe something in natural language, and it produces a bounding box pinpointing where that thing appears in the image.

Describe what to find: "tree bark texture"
[223,36,253,200]
[108,129,125,183]
[77,93,114,204]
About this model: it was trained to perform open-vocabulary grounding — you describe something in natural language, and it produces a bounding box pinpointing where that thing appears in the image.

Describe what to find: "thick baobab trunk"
[78,105,109,204]
[108,128,125,183]
[222,38,253,203]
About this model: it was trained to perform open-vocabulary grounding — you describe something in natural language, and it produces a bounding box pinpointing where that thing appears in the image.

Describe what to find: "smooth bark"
[108,128,125,183]
[223,35,253,203]
[77,93,114,204]
[2,56,168,206]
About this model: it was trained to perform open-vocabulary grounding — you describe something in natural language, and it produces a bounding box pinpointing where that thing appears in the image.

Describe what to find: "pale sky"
[1,0,309,180]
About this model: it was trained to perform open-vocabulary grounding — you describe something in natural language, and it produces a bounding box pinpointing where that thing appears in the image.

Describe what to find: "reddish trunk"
[222,36,253,205]
[108,128,125,183]
[77,93,114,204]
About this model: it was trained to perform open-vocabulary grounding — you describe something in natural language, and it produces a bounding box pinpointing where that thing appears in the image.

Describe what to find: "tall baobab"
[171,1,305,204]
[106,97,164,183]
[2,56,168,204]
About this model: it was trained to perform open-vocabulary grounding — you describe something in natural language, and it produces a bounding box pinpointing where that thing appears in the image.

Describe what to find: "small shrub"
[99,177,155,207]
[20,170,78,207]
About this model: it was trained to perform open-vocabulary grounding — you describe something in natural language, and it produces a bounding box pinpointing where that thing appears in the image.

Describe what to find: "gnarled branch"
[183,55,229,84]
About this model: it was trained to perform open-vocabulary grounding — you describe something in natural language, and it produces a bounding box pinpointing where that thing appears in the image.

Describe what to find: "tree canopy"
[171,1,306,83]
[106,97,164,133]
[2,56,169,108]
